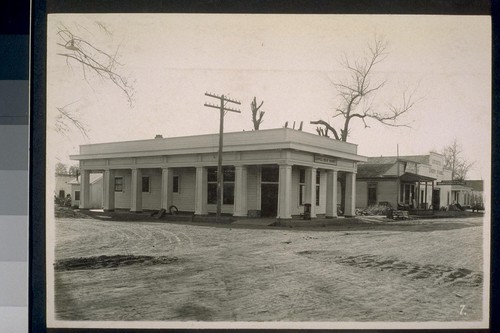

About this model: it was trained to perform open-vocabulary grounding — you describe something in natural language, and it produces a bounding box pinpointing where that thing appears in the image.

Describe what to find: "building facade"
[356,152,458,210]
[70,128,366,218]
[69,174,103,209]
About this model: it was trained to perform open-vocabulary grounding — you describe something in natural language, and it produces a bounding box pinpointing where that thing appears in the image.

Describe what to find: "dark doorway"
[261,184,278,217]
[432,189,440,210]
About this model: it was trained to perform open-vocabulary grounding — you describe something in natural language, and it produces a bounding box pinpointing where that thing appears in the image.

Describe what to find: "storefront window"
[223,183,234,204]
[316,170,320,206]
[207,167,217,204]
[207,166,234,205]
[208,183,217,204]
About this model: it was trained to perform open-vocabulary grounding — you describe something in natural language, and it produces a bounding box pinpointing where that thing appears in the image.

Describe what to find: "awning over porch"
[399,172,435,183]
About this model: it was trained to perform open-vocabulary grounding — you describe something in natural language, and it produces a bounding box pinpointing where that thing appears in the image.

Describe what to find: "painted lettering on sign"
[314,155,337,165]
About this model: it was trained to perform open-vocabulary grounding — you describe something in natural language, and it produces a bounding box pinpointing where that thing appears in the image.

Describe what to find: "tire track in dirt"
[54,218,484,322]
[54,255,180,271]
[297,250,483,287]
[56,219,194,259]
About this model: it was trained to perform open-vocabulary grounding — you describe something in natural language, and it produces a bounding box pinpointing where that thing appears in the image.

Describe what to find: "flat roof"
[71,128,367,162]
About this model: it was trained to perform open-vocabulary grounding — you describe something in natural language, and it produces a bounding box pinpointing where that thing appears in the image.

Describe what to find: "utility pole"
[204,92,241,219]
[396,144,400,208]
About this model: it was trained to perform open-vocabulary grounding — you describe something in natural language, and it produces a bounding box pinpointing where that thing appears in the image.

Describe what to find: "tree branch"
[55,102,89,139]
[56,26,134,106]
[310,120,340,140]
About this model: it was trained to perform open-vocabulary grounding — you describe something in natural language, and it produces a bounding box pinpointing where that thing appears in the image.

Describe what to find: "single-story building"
[436,180,474,208]
[356,156,436,209]
[70,128,367,218]
[69,173,104,209]
[355,152,472,210]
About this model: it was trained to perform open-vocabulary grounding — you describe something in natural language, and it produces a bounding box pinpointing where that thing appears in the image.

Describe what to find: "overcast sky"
[46,14,491,179]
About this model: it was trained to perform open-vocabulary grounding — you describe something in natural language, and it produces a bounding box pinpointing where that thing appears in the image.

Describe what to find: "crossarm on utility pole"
[204,92,241,219]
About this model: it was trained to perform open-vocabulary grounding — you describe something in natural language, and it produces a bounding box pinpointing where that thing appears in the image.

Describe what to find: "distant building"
[70,128,367,218]
[54,174,75,200]
[356,152,471,210]
[68,174,103,209]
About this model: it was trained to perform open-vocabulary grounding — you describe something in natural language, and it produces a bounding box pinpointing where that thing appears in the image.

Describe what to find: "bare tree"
[311,37,418,212]
[442,139,474,181]
[56,25,134,105]
[251,97,265,130]
[54,22,134,138]
[311,37,416,141]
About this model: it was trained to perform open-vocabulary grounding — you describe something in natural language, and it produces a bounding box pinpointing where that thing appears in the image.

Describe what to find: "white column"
[345,172,356,217]
[161,167,173,210]
[277,164,292,219]
[305,167,317,218]
[103,169,115,211]
[130,168,142,213]
[79,170,90,209]
[326,170,338,218]
[195,166,207,215]
[233,165,248,217]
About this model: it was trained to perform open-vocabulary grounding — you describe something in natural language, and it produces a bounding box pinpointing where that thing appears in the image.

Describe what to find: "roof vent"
[155,134,163,139]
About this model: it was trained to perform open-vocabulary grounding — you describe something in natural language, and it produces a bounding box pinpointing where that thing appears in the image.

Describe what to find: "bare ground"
[53,216,484,322]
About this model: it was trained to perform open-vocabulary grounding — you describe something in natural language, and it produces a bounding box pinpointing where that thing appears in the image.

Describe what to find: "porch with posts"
[397,173,435,214]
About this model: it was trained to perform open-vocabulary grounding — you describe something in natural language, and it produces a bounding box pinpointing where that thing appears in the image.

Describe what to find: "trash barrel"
[303,203,311,220]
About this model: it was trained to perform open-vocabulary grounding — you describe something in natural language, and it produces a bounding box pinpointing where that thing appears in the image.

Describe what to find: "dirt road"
[52,217,484,323]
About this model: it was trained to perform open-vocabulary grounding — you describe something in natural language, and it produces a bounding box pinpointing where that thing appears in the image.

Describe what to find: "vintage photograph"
[46,13,490,329]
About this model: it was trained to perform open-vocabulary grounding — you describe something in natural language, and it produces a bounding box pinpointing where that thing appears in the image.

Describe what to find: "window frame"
[222,167,235,205]
[299,169,305,206]
[315,170,320,206]
[367,182,377,206]
[173,175,180,193]
[142,176,150,193]
[206,166,235,205]
[207,167,218,204]
[114,177,123,192]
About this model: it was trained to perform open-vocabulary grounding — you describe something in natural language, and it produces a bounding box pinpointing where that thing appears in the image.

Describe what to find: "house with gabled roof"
[355,151,466,210]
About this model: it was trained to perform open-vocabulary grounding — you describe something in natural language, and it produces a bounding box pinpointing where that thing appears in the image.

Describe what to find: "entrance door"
[432,189,440,210]
[261,184,278,217]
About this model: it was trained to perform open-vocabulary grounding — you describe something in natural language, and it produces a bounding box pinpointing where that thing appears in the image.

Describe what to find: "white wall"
[70,181,102,209]
[90,178,103,208]
[114,169,131,209]
[141,169,161,210]
[55,175,74,197]
[171,168,196,212]
[356,180,398,209]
